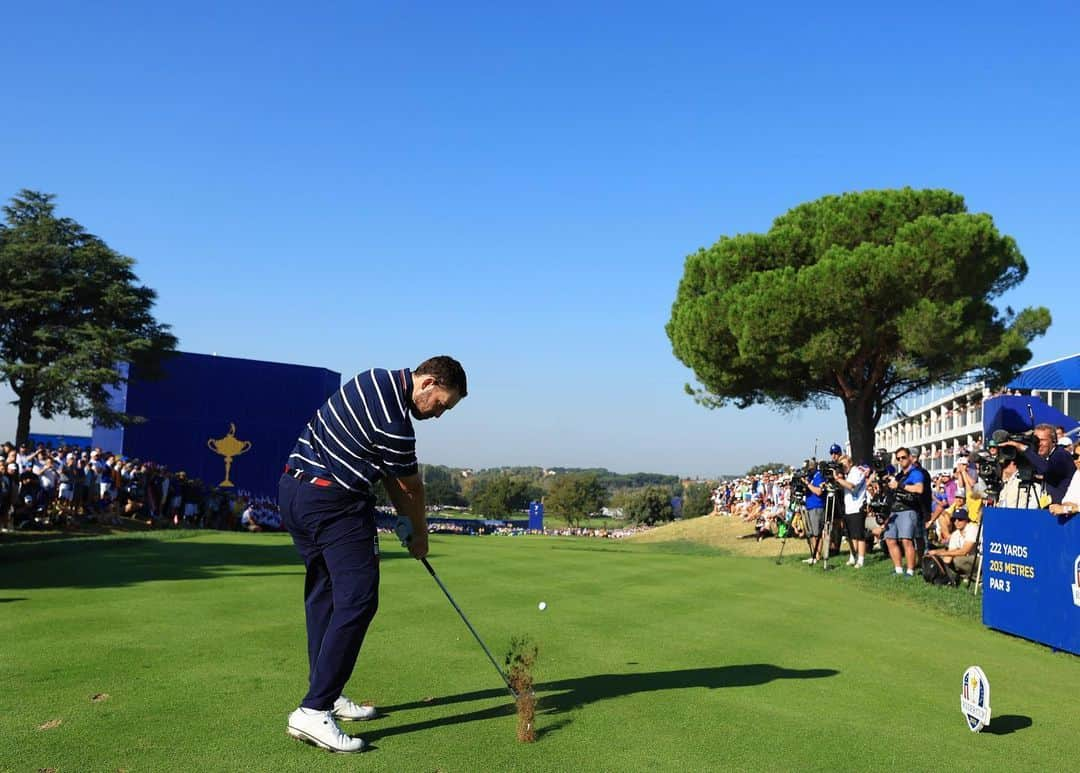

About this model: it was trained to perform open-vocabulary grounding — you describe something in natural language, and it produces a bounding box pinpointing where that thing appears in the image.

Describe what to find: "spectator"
[833,454,867,567]
[57,453,77,516]
[1048,448,1080,517]
[15,443,39,473]
[14,470,45,528]
[38,456,59,501]
[926,508,979,581]
[0,463,13,531]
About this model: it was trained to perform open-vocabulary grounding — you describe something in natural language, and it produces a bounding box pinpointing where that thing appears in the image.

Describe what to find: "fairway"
[2,532,1077,772]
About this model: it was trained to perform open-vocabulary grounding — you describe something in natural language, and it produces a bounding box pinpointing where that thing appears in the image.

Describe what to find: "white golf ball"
[538,601,547,611]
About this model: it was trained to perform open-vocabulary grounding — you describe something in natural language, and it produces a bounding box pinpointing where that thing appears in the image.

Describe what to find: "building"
[874,353,1080,475]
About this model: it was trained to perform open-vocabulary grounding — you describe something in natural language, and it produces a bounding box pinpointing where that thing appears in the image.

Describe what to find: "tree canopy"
[469,475,540,518]
[618,486,676,525]
[0,190,177,443]
[544,472,608,526]
[667,188,1050,462]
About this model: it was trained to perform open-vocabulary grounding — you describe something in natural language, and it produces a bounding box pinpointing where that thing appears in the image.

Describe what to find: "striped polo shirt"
[288,368,419,494]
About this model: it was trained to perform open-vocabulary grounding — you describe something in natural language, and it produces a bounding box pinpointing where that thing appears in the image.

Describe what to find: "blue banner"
[981,506,1080,655]
[92,352,340,497]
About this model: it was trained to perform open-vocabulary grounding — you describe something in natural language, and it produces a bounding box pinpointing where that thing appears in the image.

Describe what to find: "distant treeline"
[377,465,697,522]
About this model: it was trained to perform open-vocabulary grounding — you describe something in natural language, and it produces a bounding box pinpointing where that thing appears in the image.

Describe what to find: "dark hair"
[415,355,467,397]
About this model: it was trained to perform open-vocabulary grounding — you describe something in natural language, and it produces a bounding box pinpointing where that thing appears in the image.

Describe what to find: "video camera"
[816,460,843,492]
[865,449,919,521]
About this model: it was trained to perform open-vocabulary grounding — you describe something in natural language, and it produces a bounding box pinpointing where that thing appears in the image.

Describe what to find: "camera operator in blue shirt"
[885,447,927,577]
[801,458,828,564]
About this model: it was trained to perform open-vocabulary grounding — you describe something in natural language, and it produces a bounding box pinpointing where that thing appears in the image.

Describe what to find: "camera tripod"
[816,488,842,570]
[775,500,805,565]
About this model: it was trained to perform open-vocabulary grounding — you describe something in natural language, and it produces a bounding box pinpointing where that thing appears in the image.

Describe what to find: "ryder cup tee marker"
[960,665,992,733]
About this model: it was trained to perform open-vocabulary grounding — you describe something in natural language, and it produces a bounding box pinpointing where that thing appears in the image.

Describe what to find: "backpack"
[921,554,956,586]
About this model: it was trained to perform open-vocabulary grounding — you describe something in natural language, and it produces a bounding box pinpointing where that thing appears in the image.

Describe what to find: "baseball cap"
[953,508,970,521]
[829,444,842,455]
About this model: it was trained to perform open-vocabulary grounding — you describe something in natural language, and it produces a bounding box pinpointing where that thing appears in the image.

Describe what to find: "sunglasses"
[895,454,909,460]
[1073,453,1080,461]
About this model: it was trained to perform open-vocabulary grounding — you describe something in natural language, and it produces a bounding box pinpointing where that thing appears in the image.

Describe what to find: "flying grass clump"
[504,636,538,743]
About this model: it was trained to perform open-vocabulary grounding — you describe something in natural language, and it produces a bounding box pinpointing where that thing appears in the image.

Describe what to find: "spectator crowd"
[708,423,1080,587]
[0,440,284,534]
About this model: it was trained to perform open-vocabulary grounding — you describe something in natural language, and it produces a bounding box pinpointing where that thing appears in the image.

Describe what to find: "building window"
[1068,393,1080,421]
[1052,391,1066,413]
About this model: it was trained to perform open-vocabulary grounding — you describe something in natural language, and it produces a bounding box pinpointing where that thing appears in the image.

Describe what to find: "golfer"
[280,356,467,752]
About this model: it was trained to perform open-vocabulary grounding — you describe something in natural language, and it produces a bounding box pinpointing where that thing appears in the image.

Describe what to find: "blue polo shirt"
[805,470,826,509]
[288,368,419,494]
[896,465,928,511]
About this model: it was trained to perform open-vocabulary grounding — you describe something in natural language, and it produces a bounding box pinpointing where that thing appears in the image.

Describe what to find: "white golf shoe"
[332,695,378,721]
[286,707,366,753]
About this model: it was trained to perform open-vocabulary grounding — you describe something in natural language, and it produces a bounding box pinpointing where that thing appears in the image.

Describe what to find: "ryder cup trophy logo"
[207,423,252,488]
[960,665,992,732]
[1073,555,1080,607]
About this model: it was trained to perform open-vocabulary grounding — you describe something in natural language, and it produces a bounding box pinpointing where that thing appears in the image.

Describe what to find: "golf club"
[395,518,519,699]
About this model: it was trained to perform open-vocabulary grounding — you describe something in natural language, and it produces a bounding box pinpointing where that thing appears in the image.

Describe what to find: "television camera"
[866,448,919,523]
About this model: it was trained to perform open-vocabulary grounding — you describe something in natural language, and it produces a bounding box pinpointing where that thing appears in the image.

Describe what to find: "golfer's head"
[411,355,467,420]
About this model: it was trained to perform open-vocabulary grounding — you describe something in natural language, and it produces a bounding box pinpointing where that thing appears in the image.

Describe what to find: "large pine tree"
[667,188,1050,462]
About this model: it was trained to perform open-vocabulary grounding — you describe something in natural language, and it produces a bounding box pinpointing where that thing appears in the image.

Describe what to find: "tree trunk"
[15,390,33,446]
[843,393,877,464]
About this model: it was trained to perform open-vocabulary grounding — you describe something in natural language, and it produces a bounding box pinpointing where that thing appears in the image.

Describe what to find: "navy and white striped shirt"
[288,368,418,494]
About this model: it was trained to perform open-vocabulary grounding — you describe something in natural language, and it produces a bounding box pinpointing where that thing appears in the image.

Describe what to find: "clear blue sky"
[2,1,1077,476]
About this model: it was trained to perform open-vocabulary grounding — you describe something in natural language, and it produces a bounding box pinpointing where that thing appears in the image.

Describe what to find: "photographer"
[801,459,827,564]
[831,454,867,567]
[1048,449,1080,516]
[884,447,926,577]
[999,424,1074,504]
[997,450,1045,509]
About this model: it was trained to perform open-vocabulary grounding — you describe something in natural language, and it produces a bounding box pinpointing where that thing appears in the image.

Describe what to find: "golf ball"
[538,601,547,611]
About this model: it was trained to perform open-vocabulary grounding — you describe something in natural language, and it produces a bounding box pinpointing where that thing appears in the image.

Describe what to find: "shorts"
[884,510,918,541]
[59,484,74,502]
[952,554,976,578]
[843,512,865,541]
[804,507,824,537]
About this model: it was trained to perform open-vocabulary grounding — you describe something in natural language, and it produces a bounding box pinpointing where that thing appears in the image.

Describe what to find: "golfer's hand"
[408,530,429,560]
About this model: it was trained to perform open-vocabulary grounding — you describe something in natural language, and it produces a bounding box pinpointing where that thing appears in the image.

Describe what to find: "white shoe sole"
[332,709,377,722]
[286,726,365,753]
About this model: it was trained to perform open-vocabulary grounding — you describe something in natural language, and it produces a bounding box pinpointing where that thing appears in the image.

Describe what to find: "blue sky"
[2,1,1078,476]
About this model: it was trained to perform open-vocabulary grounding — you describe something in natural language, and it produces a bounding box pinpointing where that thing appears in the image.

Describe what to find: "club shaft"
[421,557,517,698]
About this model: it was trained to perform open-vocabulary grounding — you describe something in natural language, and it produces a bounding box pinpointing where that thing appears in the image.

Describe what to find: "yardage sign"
[961,666,992,733]
[981,507,1080,655]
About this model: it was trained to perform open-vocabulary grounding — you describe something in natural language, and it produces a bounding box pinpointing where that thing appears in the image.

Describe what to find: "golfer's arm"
[384,474,427,535]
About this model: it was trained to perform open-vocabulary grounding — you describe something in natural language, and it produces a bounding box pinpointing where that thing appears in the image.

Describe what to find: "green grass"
[1,531,1076,771]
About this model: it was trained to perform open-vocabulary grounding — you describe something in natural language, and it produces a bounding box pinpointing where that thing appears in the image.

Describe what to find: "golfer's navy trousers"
[279,473,379,711]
